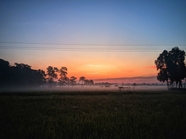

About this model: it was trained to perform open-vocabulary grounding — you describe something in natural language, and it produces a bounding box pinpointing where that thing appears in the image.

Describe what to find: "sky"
[0,0,186,82]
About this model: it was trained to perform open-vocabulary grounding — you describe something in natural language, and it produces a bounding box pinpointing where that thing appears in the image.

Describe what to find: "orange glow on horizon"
[32,62,157,80]
[14,50,158,80]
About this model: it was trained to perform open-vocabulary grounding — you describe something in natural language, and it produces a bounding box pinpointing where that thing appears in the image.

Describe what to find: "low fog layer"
[0,85,168,93]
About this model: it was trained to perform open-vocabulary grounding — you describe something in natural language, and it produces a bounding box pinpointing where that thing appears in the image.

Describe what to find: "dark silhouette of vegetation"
[70,76,77,86]
[84,79,94,86]
[46,66,58,87]
[58,67,68,86]
[79,77,94,86]
[89,80,94,85]
[0,59,11,87]
[0,59,46,88]
[155,47,186,89]
[79,76,86,85]
[0,58,95,89]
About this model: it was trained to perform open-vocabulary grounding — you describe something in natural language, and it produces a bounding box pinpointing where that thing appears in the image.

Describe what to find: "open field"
[0,90,186,139]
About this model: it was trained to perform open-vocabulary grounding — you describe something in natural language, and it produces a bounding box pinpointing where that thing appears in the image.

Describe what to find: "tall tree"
[89,80,94,85]
[155,47,186,89]
[58,67,68,86]
[84,79,90,85]
[168,47,186,88]
[0,59,11,86]
[79,76,86,86]
[13,63,32,86]
[70,76,77,86]
[34,69,46,86]
[47,66,58,87]
[83,79,94,86]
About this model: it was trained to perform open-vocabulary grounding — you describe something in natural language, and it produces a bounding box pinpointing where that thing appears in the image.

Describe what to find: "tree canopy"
[58,67,68,86]
[155,47,186,89]
[69,76,77,86]
[79,76,86,85]
[46,66,58,86]
[0,59,46,88]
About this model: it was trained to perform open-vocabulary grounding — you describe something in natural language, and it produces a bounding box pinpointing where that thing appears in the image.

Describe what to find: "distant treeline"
[0,59,94,88]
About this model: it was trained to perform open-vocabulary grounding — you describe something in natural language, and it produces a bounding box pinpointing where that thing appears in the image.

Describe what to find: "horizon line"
[94,75,157,81]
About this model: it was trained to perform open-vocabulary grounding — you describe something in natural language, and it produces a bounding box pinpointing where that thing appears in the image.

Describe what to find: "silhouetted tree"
[58,67,68,86]
[70,76,77,86]
[12,63,46,87]
[34,69,46,86]
[0,59,46,88]
[0,59,11,87]
[84,79,90,85]
[155,47,186,89]
[79,76,86,86]
[82,79,94,86]
[47,66,58,87]
[89,80,94,85]
[13,63,32,86]
[86,79,94,86]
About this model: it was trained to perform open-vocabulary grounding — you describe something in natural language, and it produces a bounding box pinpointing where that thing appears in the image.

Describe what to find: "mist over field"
[0,84,168,93]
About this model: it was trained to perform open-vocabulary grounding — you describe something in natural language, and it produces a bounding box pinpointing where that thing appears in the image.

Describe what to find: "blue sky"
[1,0,186,46]
[0,0,186,79]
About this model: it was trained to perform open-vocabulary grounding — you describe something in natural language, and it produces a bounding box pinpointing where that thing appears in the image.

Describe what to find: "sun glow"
[76,64,116,78]
[5,48,158,80]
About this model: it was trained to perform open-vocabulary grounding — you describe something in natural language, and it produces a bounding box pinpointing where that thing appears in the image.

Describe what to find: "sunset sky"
[0,0,186,81]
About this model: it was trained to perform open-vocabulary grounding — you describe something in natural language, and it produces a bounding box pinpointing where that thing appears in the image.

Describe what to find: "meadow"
[0,89,186,139]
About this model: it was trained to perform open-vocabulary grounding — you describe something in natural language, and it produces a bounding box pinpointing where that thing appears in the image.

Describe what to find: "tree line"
[155,46,186,89]
[1,46,185,90]
[46,66,94,87]
[0,59,94,88]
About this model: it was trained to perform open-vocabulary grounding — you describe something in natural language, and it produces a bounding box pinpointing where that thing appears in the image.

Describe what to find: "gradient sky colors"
[0,0,186,81]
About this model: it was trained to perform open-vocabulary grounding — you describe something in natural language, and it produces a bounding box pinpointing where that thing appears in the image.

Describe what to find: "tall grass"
[0,90,186,139]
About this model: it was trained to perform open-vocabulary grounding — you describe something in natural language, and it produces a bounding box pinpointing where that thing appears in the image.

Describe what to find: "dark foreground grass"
[0,90,186,139]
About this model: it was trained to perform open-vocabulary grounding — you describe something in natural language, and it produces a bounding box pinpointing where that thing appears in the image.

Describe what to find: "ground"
[0,90,186,139]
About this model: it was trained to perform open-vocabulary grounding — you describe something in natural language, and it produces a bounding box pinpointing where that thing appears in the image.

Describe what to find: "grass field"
[0,90,186,139]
